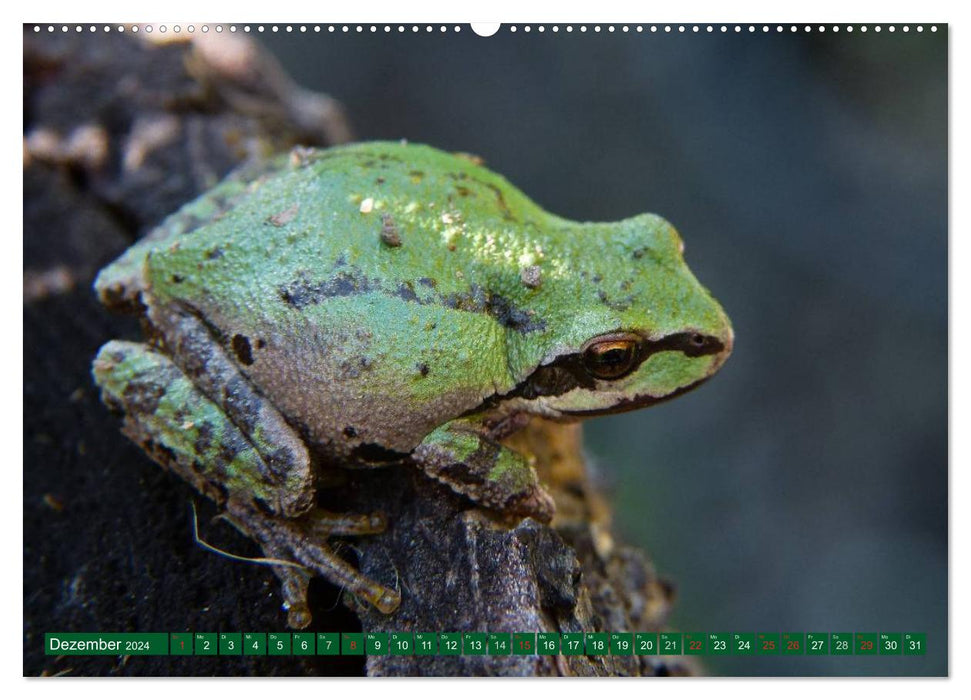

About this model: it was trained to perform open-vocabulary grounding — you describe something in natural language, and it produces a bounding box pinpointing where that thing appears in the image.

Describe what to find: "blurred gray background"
[261,26,947,676]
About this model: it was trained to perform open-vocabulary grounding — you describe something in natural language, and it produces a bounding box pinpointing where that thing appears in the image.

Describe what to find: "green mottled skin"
[97,142,731,458]
[92,141,732,616]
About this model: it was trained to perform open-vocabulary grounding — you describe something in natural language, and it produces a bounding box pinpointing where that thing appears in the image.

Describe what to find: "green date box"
[831,632,853,655]
[438,632,461,656]
[856,633,878,655]
[806,633,829,655]
[366,632,388,655]
[707,633,731,656]
[561,632,585,656]
[513,633,536,656]
[390,632,413,655]
[708,632,732,656]
[635,633,658,655]
[194,633,217,656]
[782,633,805,655]
[414,633,437,655]
[537,632,559,655]
[268,633,291,656]
[243,633,266,656]
[489,633,511,655]
[610,632,634,656]
[463,632,488,655]
[733,633,755,655]
[317,633,339,655]
[219,633,241,655]
[757,633,780,655]
[585,632,609,655]
[904,633,926,655]
[659,632,682,655]
[170,632,192,656]
[879,633,902,655]
[683,632,705,656]
[341,632,364,655]
[292,633,315,655]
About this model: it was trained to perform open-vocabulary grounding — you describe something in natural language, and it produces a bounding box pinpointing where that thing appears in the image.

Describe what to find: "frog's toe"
[508,486,556,524]
[372,589,402,615]
[305,508,387,537]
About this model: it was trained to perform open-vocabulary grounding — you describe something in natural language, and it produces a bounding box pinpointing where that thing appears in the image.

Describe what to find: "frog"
[91,141,733,627]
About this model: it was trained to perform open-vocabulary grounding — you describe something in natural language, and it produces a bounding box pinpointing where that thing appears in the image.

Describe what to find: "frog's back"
[106,143,554,456]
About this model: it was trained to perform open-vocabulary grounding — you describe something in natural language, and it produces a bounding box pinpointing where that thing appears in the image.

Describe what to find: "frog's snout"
[711,321,734,373]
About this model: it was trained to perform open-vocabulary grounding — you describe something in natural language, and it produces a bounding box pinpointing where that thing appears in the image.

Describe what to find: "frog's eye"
[582,337,639,380]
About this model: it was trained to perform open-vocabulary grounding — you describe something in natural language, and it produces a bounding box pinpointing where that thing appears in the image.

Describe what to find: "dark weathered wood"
[23,29,691,677]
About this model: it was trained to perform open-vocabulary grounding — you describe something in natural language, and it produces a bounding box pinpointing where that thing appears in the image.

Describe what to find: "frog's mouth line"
[557,376,711,418]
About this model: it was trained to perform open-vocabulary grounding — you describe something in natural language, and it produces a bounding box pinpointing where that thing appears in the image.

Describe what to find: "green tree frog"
[92,141,732,625]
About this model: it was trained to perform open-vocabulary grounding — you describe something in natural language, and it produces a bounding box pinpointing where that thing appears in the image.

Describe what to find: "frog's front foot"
[413,419,555,523]
[224,500,401,626]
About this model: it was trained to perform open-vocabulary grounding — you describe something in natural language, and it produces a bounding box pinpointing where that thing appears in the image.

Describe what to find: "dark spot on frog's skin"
[351,443,408,464]
[484,294,546,334]
[171,274,185,284]
[409,170,424,180]
[205,247,224,260]
[443,285,488,313]
[597,289,634,311]
[418,277,437,288]
[417,362,430,377]
[217,439,241,470]
[592,274,602,284]
[337,356,373,379]
[483,183,515,220]
[278,270,379,308]
[632,247,645,260]
[263,447,296,478]
[343,426,358,438]
[278,270,544,333]
[441,285,546,334]
[255,338,266,349]
[375,176,386,184]
[231,334,254,366]
[122,381,165,415]
[194,422,214,454]
[395,282,419,303]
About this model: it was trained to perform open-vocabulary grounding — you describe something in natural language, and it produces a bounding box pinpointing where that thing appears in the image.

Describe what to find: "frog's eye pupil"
[583,340,638,380]
[690,333,707,348]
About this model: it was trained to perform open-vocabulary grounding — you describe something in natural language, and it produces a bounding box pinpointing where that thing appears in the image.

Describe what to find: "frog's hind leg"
[146,303,314,518]
[92,340,401,623]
